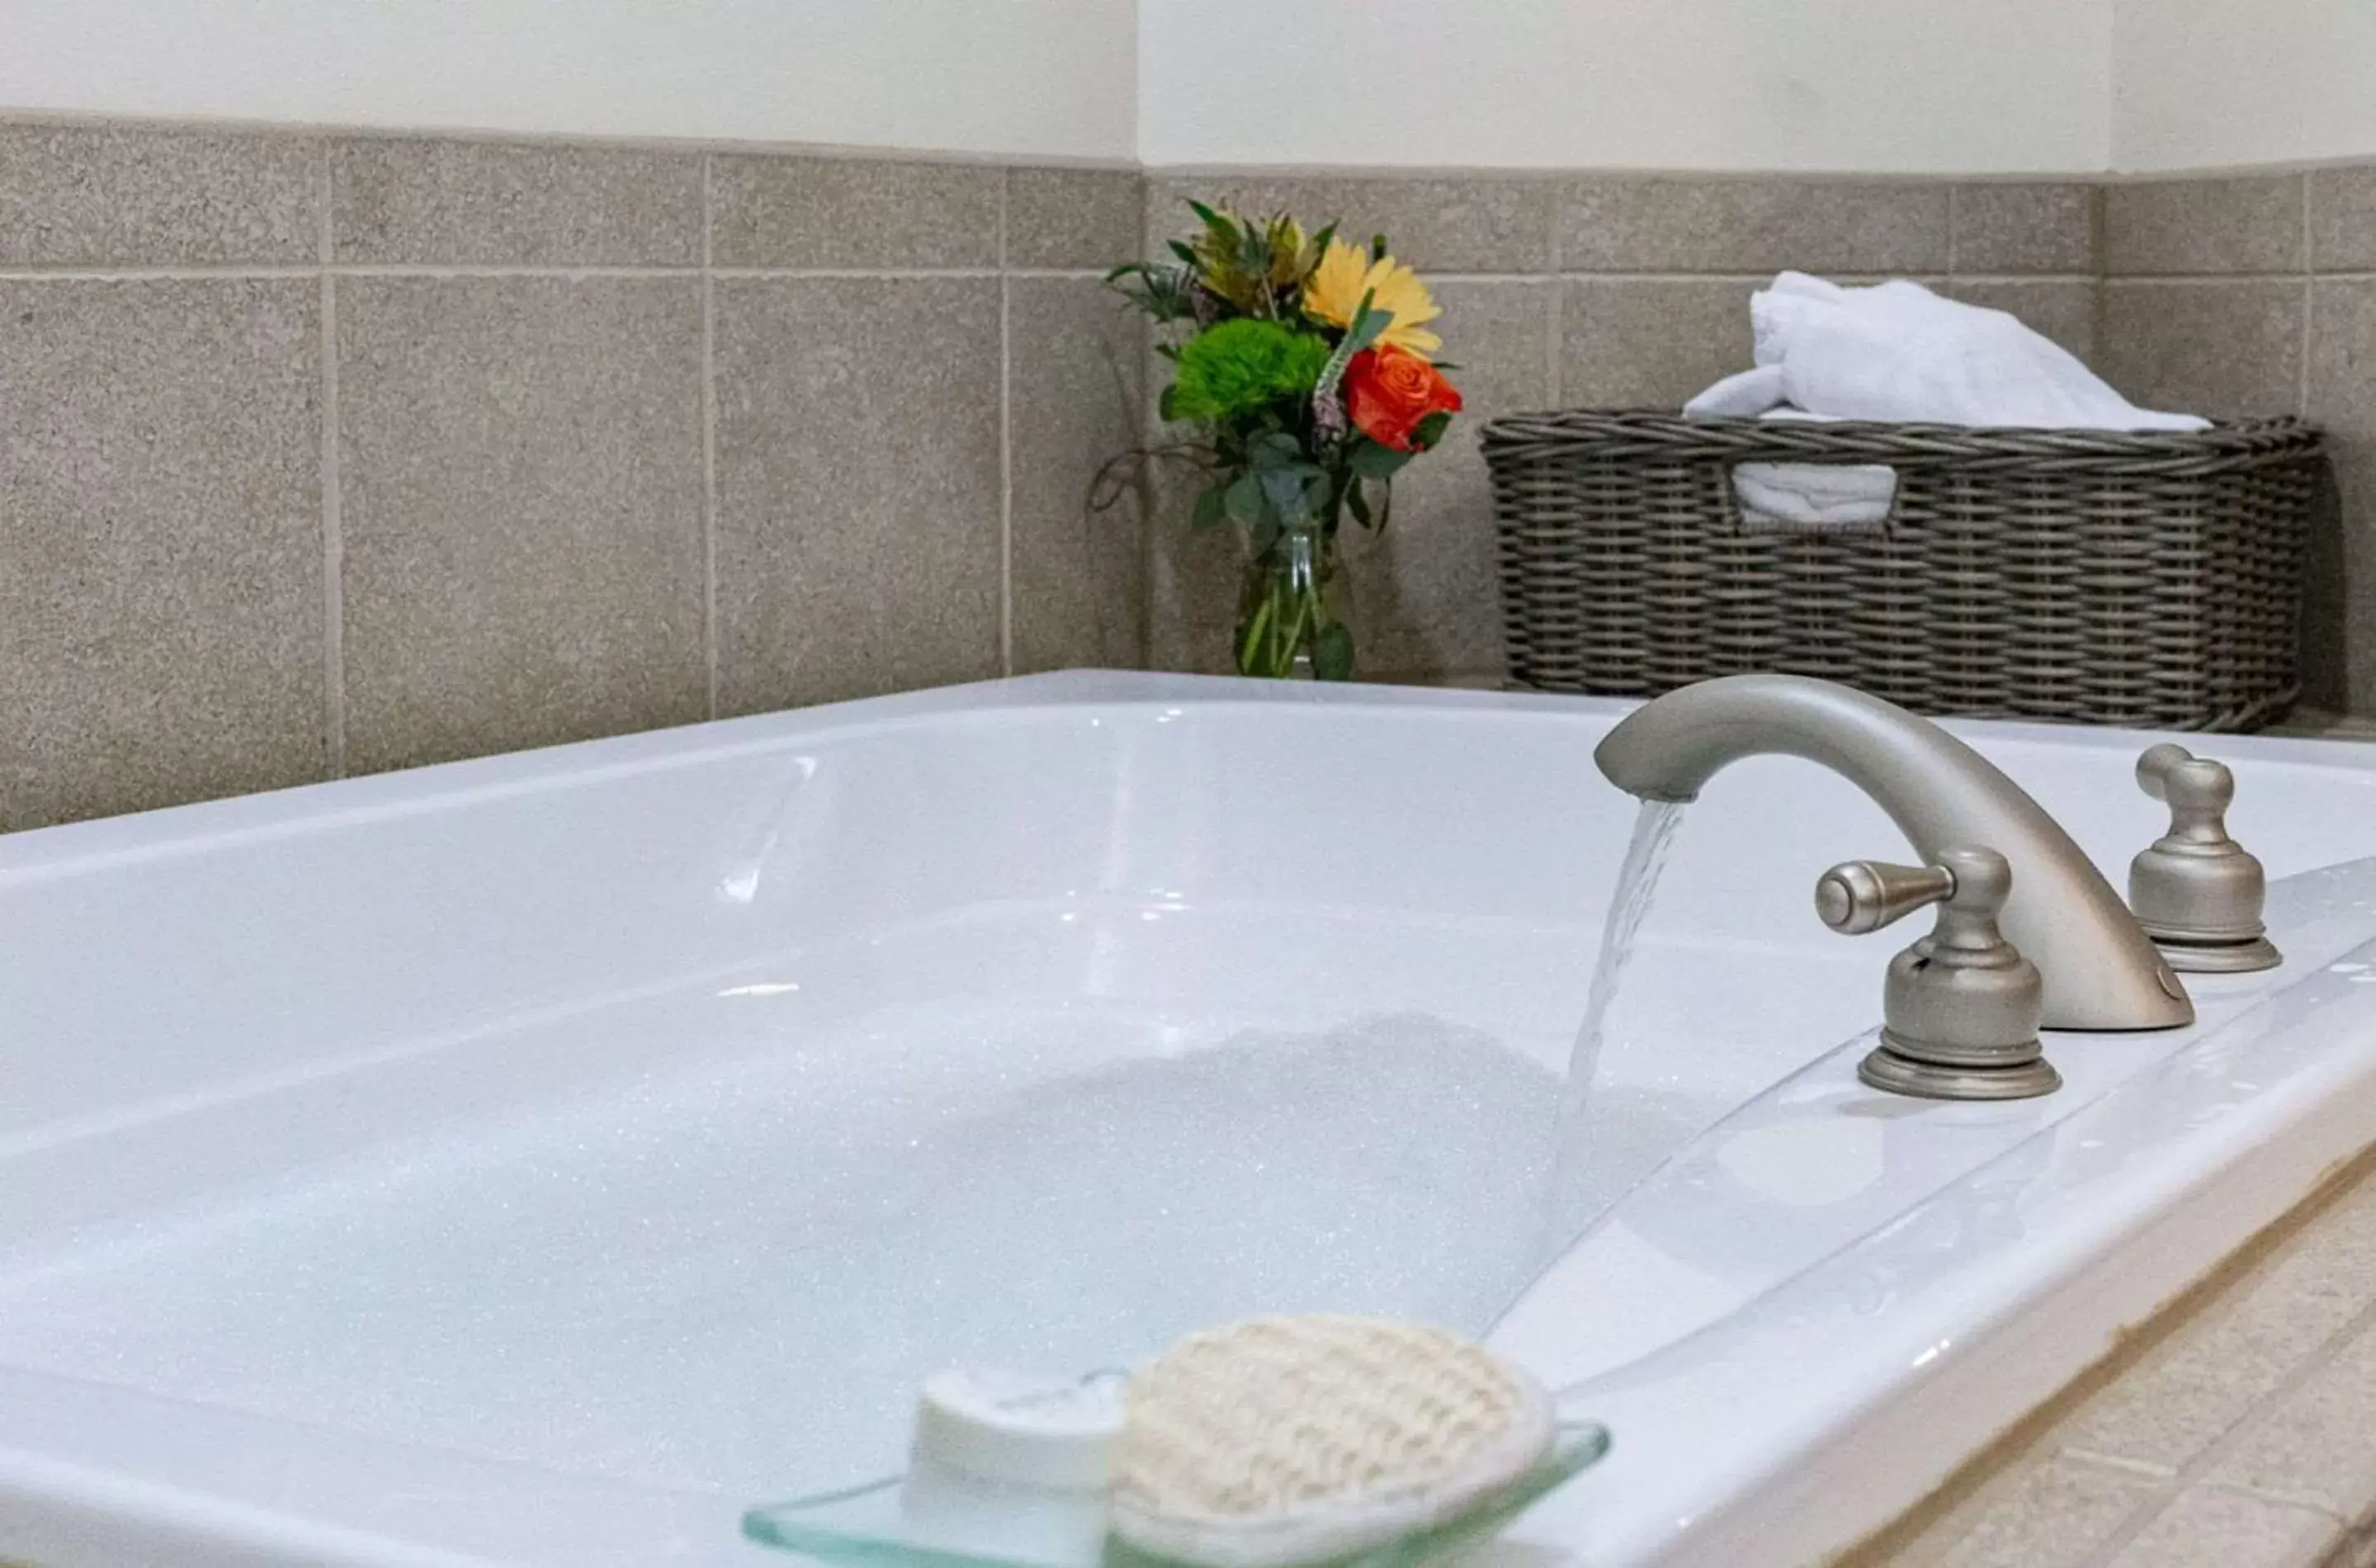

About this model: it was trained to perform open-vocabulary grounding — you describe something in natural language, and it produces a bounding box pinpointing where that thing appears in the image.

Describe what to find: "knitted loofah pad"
[1111,1315,1555,1568]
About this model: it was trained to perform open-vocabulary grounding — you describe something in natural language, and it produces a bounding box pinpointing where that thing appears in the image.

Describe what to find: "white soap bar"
[912,1369,1127,1492]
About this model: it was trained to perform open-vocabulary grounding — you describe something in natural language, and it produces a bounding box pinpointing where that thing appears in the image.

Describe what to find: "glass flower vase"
[1234,525,1353,680]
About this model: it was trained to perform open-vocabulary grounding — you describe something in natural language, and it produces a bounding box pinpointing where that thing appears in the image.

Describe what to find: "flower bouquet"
[1106,204,1462,679]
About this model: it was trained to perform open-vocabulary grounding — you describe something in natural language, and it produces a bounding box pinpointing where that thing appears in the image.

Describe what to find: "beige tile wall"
[1138,175,2101,684]
[20,116,2286,829]
[2097,171,2376,719]
[0,120,1145,829]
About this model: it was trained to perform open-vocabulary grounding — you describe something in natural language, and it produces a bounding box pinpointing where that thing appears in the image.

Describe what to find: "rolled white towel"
[1686,365,1785,421]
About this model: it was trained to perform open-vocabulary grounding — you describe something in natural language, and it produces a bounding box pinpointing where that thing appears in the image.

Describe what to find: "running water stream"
[1545,799,1691,1240]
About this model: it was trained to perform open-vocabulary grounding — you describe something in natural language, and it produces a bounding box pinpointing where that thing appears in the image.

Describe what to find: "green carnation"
[1165,319,1331,423]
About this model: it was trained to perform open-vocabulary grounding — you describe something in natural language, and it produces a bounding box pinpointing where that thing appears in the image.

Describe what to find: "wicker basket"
[1482,411,2325,732]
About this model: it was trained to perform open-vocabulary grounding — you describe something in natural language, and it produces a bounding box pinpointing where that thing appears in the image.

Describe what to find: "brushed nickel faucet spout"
[1594,674,2194,1032]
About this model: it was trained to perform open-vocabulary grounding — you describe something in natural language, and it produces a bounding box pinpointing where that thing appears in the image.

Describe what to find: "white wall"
[21,0,2364,177]
[1137,0,2114,173]
[0,0,1138,161]
[2114,0,2376,172]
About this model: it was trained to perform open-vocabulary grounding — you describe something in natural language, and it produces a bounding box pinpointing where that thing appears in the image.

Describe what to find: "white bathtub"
[6,671,2376,1568]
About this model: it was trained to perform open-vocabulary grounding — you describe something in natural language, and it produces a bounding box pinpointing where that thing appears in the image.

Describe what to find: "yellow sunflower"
[1301,238,1443,357]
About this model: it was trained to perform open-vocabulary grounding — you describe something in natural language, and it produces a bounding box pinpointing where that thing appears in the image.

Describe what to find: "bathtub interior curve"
[5,672,2376,1568]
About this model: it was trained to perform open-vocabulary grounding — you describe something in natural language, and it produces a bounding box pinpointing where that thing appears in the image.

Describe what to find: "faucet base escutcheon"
[1857,1047,2064,1103]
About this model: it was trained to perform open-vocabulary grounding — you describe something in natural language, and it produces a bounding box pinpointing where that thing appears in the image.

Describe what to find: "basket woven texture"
[1482,411,2325,732]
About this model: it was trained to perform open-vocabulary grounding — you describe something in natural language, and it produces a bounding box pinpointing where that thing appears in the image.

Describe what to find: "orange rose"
[1343,347,1463,453]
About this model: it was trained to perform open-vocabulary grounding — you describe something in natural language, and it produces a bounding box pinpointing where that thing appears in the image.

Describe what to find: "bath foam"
[0,1002,1565,1497]
[1113,1315,1556,1568]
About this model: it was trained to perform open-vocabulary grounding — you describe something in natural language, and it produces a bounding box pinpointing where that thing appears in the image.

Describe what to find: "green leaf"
[1313,621,1355,681]
[1105,258,1206,327]
[1259,465,1311,523]
[1347,303,1390,356]
[1411,410,1455,451]
[1348,439,1413,480]
[1166,239,1199,267]
[1237,222,1268,275]
[1224,472,1268,527]
[1187,198,1236,240]
[1313,289,1389,398]
[1248,431,1306,469]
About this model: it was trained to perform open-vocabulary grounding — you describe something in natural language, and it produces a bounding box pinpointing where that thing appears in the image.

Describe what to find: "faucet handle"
[1815,858,1957,935]
[2130,744,2279,973]
[2137,742,2234,821]
[1819,846,2026,960]
[1815,846,2060,1102]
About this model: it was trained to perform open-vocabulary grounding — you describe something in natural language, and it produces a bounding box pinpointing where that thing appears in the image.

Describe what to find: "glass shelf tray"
[744,1417,1611,1568]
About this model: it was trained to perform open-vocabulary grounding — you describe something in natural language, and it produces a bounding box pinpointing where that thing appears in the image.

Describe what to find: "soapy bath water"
[0,1003,1562,1500]
[1547,799,1690,1237]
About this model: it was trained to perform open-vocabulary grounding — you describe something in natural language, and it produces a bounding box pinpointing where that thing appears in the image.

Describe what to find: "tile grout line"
[2303,278,2315,418]
[0,264,324,281]
[998,169,1015,678]
[2090,184,2108,370]
[2102,272,2336,285]
[2067,1474,2192,1567]
[1474,270,2097,285]
[701,153,720,720]
[315,144,346,778]
[0,263,2117,286]
[2303,172,2317,417]
[1545,272,1565,406]
[0,264,1110,282]
[2055,1448,2184,1482]
[1539,138,1565,403]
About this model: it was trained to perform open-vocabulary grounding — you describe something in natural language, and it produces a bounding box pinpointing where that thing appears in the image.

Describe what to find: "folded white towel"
[1732,460,1898,530]
[1706,404,1894,529]
[1684,272,2208,432]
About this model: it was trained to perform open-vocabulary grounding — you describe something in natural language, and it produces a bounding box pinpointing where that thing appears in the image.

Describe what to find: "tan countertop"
[1849,1145,2376,1568]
